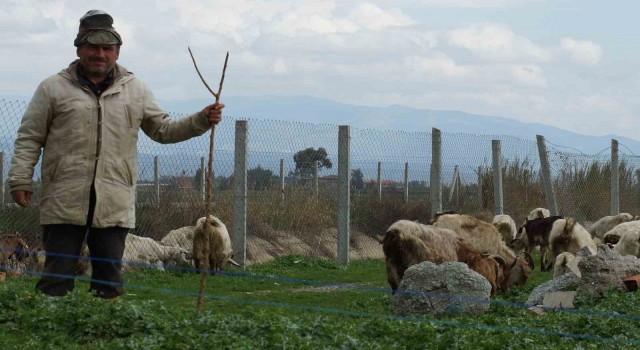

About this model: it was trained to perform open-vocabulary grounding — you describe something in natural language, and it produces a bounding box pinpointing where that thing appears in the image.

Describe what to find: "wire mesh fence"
[2,98,640,269]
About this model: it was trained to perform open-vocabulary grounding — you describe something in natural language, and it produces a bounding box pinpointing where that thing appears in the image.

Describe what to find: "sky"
[2,0,640,140]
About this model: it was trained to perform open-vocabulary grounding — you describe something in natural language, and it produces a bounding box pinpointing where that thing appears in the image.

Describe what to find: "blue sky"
[2,0,639,139]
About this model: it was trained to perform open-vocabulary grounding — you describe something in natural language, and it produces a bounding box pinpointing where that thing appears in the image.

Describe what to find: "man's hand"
[12,191,32,208]
[202,102,225,126]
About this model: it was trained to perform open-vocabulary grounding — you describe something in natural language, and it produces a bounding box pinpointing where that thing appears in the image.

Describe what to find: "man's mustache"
[89,57,107,63]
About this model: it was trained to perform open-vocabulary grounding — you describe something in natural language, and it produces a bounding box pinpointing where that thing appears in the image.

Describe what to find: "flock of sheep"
[3,208,640,299]
[382,209,640,298]
[0,215,238,278]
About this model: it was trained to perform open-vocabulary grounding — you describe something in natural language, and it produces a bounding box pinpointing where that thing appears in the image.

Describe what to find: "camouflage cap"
[74,10,123,47]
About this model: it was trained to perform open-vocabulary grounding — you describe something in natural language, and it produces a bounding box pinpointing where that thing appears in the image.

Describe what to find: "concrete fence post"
[611,139,619,215]
[477,165,483,210]
[377,161,382,201]
[492,140,504,215]
[536,135,558,215]
[430,128,442,215]
[337,125,351,266]
[154,155,160,207]
[233,120,248,268]
[404,162,409,203]
[0,151,4,209]
[280,158,285,203]
[313,161,319,199]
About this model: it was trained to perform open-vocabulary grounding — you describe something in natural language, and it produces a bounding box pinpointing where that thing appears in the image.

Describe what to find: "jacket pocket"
[125,105,141,129]
[45,157,64,183]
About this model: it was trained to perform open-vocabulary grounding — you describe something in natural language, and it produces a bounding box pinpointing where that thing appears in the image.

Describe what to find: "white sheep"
[192,215,240,272]
[611,228,640,258]
[492,214,517,243]
[588,213,636,240]
[161,225,196,252]
[123,234,190,271]
[602,220,640,245]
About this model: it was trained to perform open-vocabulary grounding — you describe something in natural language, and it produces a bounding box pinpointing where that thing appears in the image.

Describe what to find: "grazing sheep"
[192,215,240,273]
[602,221,640,245]
[509,216,564,272]
[382,220,508,297]
[492,214,517,243]
[549,218,597,260]
[588,213,636,240]
[432,213,532,288]
[527,208,551,221]
[123,234,190,271]
[611,229,640,258]
[553,252,576,278]
[161,225,196,252]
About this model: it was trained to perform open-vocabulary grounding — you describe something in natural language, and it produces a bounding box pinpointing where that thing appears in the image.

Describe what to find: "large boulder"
[393,261,492,317]
[527,245,640,305]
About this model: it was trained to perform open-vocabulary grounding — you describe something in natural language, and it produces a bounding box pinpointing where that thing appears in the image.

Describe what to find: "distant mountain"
[158,95,640,155]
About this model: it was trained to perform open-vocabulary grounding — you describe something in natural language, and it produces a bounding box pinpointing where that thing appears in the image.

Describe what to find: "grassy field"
[1,255,640,349]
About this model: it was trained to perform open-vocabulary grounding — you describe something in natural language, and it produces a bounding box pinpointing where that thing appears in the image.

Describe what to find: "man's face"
[76,43,120,78]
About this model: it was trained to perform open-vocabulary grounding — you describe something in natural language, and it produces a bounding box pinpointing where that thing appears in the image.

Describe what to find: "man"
[8,10,224,299]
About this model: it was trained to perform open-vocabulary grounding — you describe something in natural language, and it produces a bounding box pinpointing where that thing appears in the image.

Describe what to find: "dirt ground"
[246,228,385,265]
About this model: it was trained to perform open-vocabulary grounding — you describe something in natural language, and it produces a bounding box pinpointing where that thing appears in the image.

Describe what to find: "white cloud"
[560,38,602,66]
[510,64,547,87]
[403,54,469,78]
[565,94,627,115]
[348,3,414,31]
[447,24,550,62]
[1,0,638,141]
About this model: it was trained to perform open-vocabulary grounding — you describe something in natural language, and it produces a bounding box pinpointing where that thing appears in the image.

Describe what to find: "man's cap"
[74,10,123,47]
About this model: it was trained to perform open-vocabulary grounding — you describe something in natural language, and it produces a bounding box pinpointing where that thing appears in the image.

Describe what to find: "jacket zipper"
[96,97,102,158]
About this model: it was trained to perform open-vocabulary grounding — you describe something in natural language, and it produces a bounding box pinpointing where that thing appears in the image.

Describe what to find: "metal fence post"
[377,161,382,201]
[430,128,442,215]
[279,158,285,203]
[404,162,409,203]
[154,155,160,207]
[337,125,351,266]
[536,135,558,215]
[492,140,503,215]
[233,120,248,268]
[611,139,619,215]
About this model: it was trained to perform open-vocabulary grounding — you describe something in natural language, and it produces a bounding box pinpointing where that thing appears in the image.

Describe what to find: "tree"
[351,168,364,191]
[293,147,332,177]
[247,165,278,191]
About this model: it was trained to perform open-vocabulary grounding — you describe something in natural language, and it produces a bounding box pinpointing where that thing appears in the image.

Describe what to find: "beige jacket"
[9,61,211,228]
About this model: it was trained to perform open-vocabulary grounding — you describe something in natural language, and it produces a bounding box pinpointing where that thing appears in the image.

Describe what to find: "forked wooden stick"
[188,47,229,311]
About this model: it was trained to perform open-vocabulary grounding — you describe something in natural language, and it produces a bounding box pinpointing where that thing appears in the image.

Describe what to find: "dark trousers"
[35,185,128,298]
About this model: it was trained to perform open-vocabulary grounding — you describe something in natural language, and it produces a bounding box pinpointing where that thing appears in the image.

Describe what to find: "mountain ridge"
[158,94,640,155]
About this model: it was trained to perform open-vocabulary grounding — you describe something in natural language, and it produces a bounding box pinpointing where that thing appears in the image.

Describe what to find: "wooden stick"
[189,48,229,311]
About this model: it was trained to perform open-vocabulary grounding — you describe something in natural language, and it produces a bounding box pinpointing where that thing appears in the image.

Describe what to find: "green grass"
[2,255,640,349]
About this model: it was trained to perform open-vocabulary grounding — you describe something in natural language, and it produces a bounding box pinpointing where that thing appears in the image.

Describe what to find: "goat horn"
[522,251,534,270]
[228,258,242,267]
[487,254,507,266]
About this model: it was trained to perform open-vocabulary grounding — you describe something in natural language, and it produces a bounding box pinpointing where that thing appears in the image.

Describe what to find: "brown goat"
[0,233,30,277]
[382,220,508,297]
[432,213,533,288]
